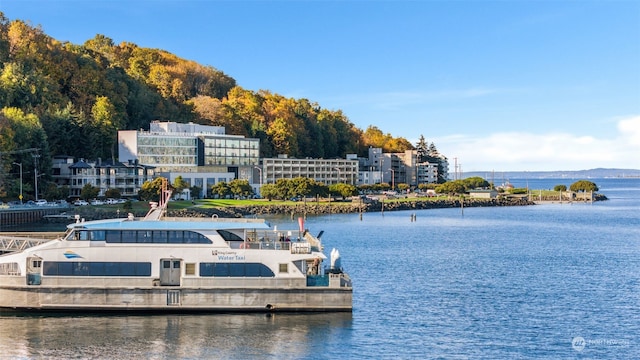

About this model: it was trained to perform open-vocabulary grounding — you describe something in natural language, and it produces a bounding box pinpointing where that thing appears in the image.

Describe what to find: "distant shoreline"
[461,169,640,180]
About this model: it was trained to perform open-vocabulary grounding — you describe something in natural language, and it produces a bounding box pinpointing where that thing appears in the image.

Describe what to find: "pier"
[0,206,70,227]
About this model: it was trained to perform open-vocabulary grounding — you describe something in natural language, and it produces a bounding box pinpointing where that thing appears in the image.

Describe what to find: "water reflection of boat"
[0,188,352,312]
[0,312,354,358]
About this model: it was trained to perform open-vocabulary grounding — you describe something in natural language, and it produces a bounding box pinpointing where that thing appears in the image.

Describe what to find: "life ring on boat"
[240,243,249,249]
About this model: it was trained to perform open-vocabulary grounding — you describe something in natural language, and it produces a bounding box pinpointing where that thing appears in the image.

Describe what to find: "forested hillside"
[0,13,416,199]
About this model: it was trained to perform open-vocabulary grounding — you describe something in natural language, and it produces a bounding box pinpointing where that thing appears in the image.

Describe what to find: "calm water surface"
[1,178,638,359]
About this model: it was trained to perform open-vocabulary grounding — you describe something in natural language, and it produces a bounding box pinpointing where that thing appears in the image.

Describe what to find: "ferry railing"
[0,236,50,253]
[244,229,311,252]
[240,241,294,251]
[307,273,352,288]
[307,274,329,286]
[237,239,315,253]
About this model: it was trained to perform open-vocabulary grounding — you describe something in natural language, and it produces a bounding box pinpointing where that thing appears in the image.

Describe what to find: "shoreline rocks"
[71,194,607,221]
[167,197,536,218]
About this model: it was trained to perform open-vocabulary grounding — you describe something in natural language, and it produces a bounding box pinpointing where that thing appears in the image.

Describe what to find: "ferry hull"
[0,286,352,312]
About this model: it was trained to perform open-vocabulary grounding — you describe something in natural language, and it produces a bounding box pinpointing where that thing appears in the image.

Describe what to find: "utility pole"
[454,157,458,180]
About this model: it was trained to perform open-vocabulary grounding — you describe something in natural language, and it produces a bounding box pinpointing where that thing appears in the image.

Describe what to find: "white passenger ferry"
[0,196,352,312]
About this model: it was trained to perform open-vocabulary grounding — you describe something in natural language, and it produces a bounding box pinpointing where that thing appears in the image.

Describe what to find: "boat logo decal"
[212,250,244,261]
[64,250,83,259]
[212,250,237,256]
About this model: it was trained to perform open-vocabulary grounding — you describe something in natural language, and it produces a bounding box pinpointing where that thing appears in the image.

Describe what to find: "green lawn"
[192,198,354,208]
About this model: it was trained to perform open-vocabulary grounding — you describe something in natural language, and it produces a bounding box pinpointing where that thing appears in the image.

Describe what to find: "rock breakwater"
[167,197,535,218]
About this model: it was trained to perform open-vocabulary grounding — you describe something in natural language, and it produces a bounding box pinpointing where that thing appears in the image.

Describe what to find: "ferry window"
[121,262,135,275]
[200,263,214,276]
[73,263,89,276]
[153,231,168,243]
[184,231,206,243]
[33,260,42,268]
[91,263,106,276]
[217,230,243,242]
[245,264,261,277]
[198,263,274,277]
[199,234,211,243]
[168,231,183,243]
[76,231,89,241]
[49,262,149,277]
[135,263,152,276]
[163,260,171,269]
[0,262,20,275]
[104,262,120,276]
[183,231,196,243]
[121,230,137,243]
[43,262,56,275]
[229,264,244,277]
[279,264,288,273]
[262,265,275,277]
[173,261,180,269]
[138,231,153,243]
[185,263,195,275]
[214,263,229,276]
[105,230,121,243]
[58,262,72,275]
[90,231,106,241]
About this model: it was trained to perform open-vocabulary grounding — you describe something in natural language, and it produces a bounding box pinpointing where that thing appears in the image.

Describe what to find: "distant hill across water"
[458,168,640,180]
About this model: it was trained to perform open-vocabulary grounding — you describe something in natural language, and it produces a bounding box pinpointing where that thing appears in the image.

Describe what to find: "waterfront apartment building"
[356,148,447,187]
[52,156,155,198]
[260,155,358,186]
[357,148,384,185]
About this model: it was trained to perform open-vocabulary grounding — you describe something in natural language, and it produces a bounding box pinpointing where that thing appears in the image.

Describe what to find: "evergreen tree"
[416,135,428,162]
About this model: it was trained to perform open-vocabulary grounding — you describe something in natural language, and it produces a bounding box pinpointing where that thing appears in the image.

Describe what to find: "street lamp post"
[390,168,395,189]
[12,162,23,204]
[32,154,40,201]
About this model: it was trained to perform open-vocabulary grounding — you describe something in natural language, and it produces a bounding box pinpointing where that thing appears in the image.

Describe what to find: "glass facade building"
[203,137,259,167]
[137,135,198,169]
[118,121,260,174]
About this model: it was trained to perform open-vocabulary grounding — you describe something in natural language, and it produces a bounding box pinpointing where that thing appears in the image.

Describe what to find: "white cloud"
[434,116,640,172]
[617,116,640,147]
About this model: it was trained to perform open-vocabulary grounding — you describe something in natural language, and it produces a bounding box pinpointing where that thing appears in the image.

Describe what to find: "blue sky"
[2,0,639,172]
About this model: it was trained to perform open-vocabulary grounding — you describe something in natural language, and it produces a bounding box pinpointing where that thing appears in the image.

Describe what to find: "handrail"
[0,236,51,253]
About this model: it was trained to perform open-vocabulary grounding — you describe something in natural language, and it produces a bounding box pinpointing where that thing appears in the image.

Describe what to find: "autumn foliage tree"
[0,13,446,203]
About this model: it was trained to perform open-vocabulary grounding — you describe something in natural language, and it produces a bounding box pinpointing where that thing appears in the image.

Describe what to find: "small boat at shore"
[0,187,352,312]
